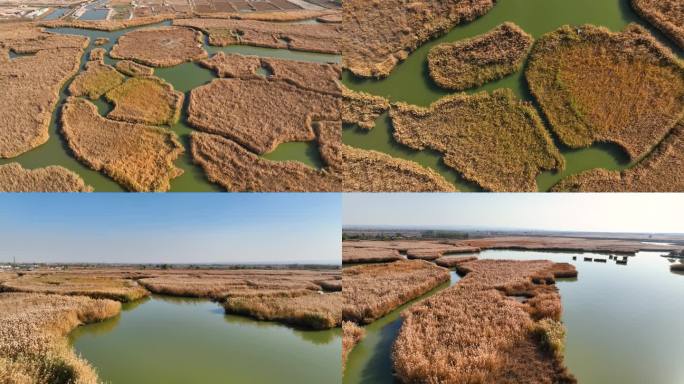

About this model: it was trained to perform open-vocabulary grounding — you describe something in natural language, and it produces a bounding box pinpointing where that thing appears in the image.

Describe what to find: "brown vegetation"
[232,9,339,22]
[0,163,92,192]
[341,0,495,77]
[110,26,207,67]
[188,78,339,154]
[200,52,342,94]
[434,255,478,268]
[105,77,184,125]
[40,15,175,31]
[343,260,450,324]
[1,273,149,302]
[114,60,154,77]
[88,47,106,61]
[174,18,341,54]
[342,246,404,264]
[526,24,684,160]
[391,89,564,191]
[632,0,684,49]
[671,263,684,272]
[94,37,109,46]
[61,97,184,192]
[342,321,365,369]
[0,26,86,158]
[341,145,456,192]
[223,292,341,330]
[342,87,389,129]
[68,60,125,99]
[393,259,577,383]
[406,246,480,261]
[0,293,120,384]
[551,121,684,192]
[428,22,533,90]
[190,132,340,191]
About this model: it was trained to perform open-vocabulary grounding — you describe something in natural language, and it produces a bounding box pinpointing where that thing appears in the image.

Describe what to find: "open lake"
[69,295,341,383]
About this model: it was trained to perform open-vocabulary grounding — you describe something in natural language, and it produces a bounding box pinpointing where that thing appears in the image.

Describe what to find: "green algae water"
[0,21,339,191]
[343,271,460,383]
[342,0,682,191]
[70,295,341,383]
[343,251,684,384]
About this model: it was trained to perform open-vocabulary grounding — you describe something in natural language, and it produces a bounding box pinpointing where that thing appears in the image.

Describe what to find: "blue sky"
[0,194,340,264]
[343,193,684,234]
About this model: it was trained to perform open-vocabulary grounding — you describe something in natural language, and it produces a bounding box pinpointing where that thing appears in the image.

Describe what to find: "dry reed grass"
[105,77,183,125]
[109,26,207,67]
[94,37,109,46]
[232,9,339,22]
[88,47,105,62]
[0,293,120,384]
[393,259,577,383]
[1,273,150,302]
[190,132,340,191]
[0,163,92,192]
[223,291,341,330]
[114,60,154,77]
[137,269,338,300]
[68,61,124,99]
[342,0,494,77]
[342,145,456,192]
[342,246,404,264]
[41,15,175,31]
[316,279,342,292]
[343,260,450,324]
[342,87,389,129]
[434,255,478,268]
[200,52,342,95]
[174,18,340,54]
[391,89,564,191]
[188,78,339,154]
[342,321,365,368]
[551,121,684,191]
[428,22,533,90]
[0,27,86,158]
[406,246,480,261]
[61,97,184,192]
[526,24,684,160]
[632,0,684,49]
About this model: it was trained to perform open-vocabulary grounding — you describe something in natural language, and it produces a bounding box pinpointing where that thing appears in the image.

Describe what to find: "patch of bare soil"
[61,97,184,191]
[0,162,92,192]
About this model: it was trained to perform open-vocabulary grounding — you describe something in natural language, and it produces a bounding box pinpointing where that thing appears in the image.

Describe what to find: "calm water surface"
[70,295,341,383]
[342,0,683,191]
[0,21,339,191]
[344,250,684,384]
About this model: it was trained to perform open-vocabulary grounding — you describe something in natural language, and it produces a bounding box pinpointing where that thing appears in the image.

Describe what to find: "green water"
[344,250,684,383]
[70,295,341,383]
[342,0,683,191]
[343,271,460,383]
[0,21,339,191]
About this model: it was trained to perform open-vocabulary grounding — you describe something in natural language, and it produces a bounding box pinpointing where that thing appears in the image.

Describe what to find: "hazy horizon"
[0,194,341,264]
[343,193,684,234]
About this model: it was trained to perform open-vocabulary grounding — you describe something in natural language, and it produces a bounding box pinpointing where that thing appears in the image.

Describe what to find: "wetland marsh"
[342,0,684,191]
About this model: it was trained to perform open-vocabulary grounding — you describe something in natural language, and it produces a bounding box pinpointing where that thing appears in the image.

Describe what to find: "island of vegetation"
[0,163,92,192]
[428,22,534,91]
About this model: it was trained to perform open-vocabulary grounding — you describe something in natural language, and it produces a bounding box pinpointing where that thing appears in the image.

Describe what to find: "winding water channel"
[342,0,684,191]
[343,250,684,384]
[69,295,341,383]
[0,20,339,191]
